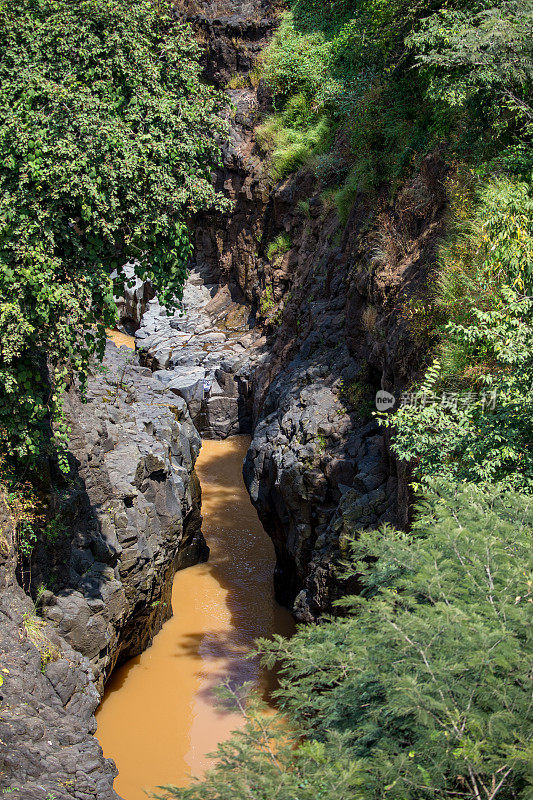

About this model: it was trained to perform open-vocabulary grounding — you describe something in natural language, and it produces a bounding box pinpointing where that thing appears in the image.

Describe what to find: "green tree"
[386,291,533,492]
[0,0,229,464]
[407,0,533,170]
[158,483,533,800]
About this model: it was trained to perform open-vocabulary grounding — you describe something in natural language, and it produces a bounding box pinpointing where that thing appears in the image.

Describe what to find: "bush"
[158,482,533,800]
[387,174,533,492]
[386,291,533,492]
[407,1,533,170]
[257,0,531,198]
[260,14,332,103]
[266,233,292,261]
[0,0,229,466]
[256,102,332,181]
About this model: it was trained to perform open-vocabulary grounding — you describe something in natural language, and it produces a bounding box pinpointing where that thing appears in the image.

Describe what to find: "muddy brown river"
[96,435,294,799]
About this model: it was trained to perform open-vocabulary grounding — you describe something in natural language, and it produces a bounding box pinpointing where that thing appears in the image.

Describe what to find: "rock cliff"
[241,153,448,619]
[135,269,261,439]
[0,507,119,800]
[177,4,448,619]
[1,342,207,798]
[30,342,207,691]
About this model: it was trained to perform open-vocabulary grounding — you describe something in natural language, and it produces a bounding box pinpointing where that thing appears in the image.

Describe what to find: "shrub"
[256,109,332,181]
[385,291,533,492]
[266,233,292,262]
[361,305,377,332]
[260,14,331,103]
[158,482,533,800]
[386,171,533,491]
[407,1,533,170]
[0,0,229,467]
[296,198,311,217]
[257,0,531,200]
[259,285,276,316]
[23,610,60,672]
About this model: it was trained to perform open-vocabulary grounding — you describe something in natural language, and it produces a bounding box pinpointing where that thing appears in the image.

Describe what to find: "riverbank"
[96,437,294,799]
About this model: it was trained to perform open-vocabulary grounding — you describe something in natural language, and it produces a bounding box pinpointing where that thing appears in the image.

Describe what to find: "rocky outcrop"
[1,303,210,798]
[135,269,262,439]
[239,153,448,620]
[176,0,279,87]
[30,342,207,692]
[0,508,119,800]
[111,261,155,334]
[192,83,275,300]
[238,158,449,619]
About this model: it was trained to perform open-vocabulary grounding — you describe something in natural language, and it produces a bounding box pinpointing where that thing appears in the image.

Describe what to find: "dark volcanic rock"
[31,342,207,691]
[0,511,119,800]
[111,261,155,334]
[240,155,448,619]
[135,270,262,439]
[176,0,279,86]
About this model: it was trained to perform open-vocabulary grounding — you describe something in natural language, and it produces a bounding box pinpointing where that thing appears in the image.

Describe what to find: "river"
[95,435,294,800]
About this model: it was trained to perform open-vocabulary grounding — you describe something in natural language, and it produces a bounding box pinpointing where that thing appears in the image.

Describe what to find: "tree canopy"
[0,0,229,464]
[159,483,533,800]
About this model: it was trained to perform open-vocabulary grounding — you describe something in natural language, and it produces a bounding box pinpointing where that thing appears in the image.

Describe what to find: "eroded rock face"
[189,37,448,618]
[240,156,448,620]
[0,512,119,800]
[31,342,207,691]
[176,0,278,87]
[134,269,262,439]
[111,261,155,334]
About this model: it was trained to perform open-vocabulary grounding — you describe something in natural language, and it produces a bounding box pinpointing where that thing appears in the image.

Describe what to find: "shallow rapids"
[95,436,294,800]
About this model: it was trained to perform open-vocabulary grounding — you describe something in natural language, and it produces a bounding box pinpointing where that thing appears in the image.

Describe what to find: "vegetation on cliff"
[158,1,532,799]
[257,0,532,187]
[0,0,229,469]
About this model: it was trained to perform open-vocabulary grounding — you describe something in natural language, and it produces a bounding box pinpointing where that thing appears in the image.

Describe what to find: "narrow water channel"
[96,436,294,800]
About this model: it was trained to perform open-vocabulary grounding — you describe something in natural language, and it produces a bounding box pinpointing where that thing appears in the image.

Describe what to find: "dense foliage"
[159,483,533,800]
[389,293,533,491]
[408,1,533,171]
[156,3,533,799]
[0,0,229,465]
[257,0,532,198]
[386,173,533,491]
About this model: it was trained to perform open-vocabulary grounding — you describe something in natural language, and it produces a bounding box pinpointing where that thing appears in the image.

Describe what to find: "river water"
[96,435,294,799]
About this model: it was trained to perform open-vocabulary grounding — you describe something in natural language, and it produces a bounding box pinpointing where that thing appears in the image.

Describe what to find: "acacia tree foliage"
[158,483,533,800]
[386,291,533,492]
[407,0,533,170]
[0,0,229,464]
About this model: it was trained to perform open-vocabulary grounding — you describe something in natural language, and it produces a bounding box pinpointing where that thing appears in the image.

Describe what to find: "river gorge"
[95,436,293,799]
[0,2,451,798]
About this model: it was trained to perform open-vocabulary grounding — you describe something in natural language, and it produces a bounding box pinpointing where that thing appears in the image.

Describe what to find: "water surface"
[96,436,294,799]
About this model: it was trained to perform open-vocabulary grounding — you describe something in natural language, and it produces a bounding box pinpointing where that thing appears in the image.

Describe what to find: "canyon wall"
[1,342,207,798]
[0,507,119,800]
[182,0,447,620]
[31,342,207,691]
